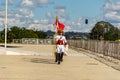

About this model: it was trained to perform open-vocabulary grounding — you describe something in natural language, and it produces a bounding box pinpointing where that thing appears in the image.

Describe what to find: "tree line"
[0,21,119,43]
[0,26,47,43]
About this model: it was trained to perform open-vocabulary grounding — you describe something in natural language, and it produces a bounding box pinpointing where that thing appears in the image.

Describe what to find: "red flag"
[54,15,65,31]
[57,22,65,30]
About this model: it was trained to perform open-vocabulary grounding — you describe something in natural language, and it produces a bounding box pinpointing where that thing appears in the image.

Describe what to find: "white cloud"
[19,8,34,18]
[39,0,49,4]
[28,23,53,31]
[0,0,63,31]
[27,19,53,31]
[20,0,54,8]
[105,11,120,21]
[21,0,34,7]
[55,5,66,10]
[117,23,120,29]
[103,0,120,28]
[0,7,36,30]
[8,0,14,5]
[103,0,120,11]
[1,0,110,32]
[15,14,22,18]
[46,12,52,18]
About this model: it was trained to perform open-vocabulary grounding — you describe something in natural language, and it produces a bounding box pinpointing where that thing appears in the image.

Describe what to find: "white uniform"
[55,35,67,53]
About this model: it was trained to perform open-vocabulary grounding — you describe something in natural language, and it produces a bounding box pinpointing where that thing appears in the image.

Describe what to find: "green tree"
[90,21,120,41]
[10,26,21,39]
[0,36,3,43]
[7,31,16,42]
[0,26,47,43]
[0,29,6,42]
[20,28,38,38]
[35,31,47,39]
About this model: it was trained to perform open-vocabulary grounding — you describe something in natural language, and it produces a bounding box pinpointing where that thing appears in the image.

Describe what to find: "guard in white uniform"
[55,30,68,64]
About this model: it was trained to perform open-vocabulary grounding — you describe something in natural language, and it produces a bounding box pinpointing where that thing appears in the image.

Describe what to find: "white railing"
[68,40,120,59]
[12,38,120,59]
[13,38,53,45]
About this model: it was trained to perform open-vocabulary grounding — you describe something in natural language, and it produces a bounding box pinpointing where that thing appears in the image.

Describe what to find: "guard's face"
[60,32,63,35]
[58,32,62,35]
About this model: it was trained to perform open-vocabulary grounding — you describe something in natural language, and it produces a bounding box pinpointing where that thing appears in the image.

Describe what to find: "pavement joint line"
[0,46,87,56]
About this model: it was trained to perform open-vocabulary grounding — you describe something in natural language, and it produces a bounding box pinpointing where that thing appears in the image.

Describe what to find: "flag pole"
[52,13,58,58]
[5,0,8,48]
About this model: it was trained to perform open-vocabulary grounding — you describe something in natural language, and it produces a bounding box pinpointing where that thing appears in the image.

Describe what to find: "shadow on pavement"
[86,63,98,65]
[30,58,55,64]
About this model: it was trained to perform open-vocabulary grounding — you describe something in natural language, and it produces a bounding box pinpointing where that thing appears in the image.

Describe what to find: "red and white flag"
[53,15,65,31]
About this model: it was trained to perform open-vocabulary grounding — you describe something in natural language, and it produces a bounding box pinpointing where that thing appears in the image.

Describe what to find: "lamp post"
[5,0,8,48]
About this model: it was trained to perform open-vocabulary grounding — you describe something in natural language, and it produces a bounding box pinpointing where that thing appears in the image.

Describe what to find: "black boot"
[55,52,57,62]
[57,54,61,64]
[60,52,64,62]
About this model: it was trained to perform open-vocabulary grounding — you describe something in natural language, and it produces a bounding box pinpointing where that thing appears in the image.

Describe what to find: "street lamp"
[5,0,8,48]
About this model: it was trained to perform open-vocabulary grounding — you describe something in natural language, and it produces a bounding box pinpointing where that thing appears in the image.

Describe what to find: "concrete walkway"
[0,44,120,80]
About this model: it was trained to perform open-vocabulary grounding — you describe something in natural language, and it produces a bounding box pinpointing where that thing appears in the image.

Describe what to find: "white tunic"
[55,35,67,53]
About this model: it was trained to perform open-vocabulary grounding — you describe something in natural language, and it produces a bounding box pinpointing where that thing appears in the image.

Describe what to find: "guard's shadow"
[30,58,55,64]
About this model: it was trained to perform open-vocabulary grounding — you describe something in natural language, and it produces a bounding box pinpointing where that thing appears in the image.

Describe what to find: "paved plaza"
[0,44,120,80]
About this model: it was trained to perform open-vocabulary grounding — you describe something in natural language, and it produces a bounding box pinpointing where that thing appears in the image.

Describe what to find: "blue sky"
[0,0,120,32]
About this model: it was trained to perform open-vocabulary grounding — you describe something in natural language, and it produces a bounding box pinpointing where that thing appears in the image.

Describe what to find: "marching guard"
[55,29,68,64]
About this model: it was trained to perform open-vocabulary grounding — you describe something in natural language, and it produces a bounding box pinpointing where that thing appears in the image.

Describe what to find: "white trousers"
[56,45,65,53]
